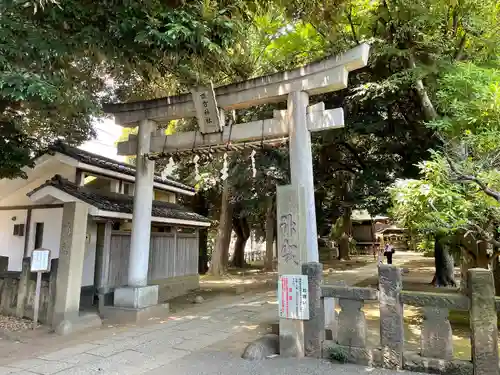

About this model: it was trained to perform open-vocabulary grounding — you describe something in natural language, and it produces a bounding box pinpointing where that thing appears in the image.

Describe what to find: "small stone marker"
[30,248,51,330]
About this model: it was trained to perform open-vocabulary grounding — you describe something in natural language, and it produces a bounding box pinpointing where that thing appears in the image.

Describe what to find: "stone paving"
[0,254,424,375]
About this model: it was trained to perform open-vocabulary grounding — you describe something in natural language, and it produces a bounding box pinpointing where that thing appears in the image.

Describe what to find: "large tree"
[0,0,249,178]
[390,62,500,290]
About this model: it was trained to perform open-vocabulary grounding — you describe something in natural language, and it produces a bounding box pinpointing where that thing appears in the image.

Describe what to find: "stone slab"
[38,344,101,361]
[321,285,378,300]
[401,291,469,311]
[100,303,169,325]
[302,262,324,358]
[114,285,159,309]
[28,360,74,375]
[403,351,473,375]
[153,275,199,302]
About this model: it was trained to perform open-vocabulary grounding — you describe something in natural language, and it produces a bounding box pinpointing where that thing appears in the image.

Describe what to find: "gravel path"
[0,316,35,333]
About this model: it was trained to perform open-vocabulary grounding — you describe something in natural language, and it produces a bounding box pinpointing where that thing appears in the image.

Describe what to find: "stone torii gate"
[103,43,370,333]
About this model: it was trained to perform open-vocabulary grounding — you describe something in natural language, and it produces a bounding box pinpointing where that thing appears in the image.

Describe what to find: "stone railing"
[0,257,58,324]
[320,265,499,375]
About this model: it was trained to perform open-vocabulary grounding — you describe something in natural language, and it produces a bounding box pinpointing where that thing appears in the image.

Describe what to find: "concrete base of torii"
[100,284,169,324]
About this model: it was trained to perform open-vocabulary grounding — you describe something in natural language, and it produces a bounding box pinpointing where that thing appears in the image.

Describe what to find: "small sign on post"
[278,274,310,320]
[30,249,51,329]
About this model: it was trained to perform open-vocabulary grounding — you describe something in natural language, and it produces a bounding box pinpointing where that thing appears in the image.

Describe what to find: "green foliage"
[0,0,249,178]
[417,237,435,257]
[327,345,350,363]
[428,63,500,136]
[389,63,500,245]
[390,148,500,236]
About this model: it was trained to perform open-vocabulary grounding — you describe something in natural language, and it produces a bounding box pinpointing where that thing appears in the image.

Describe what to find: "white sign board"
[191,84,222,134]
[30,249,51,273]
[278,274,309,320]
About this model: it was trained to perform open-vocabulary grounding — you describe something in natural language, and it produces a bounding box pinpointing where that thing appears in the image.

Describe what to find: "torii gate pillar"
[288,91,318,262]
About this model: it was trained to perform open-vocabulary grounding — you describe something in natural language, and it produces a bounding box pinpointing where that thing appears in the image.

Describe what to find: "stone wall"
[153,274,200,302]
[0,257,58,324]
[320,265,499,375]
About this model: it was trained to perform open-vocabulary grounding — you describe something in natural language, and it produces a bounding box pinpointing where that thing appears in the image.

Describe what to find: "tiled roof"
[48,142,194,192]
[28,175,210,224]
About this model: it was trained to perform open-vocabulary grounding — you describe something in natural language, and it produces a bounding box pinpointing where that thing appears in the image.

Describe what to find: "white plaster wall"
[81,221,97,287]
[0,210,28,271]
[29,207,64,260]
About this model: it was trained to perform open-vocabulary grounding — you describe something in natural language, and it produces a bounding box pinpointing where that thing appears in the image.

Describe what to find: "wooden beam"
[0,204,64,211]
[117,107,344,156]
[23,208,32,258]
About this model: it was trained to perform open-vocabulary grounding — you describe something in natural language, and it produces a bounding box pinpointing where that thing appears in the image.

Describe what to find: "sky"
[79,117,126,162]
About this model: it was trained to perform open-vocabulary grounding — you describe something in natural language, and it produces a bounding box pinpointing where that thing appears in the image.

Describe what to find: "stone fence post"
[379,265,404,369]
[15,257,30,318]
[46,259,59,325]
[302,262,324,358]
[469,268,499,375]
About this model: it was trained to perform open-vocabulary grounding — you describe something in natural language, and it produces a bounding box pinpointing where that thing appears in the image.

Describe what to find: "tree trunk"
[433,235,456,287]
[459,247,475,294]
[493,256,500,296]
[198,228,209,274]
[338,207,352,260]
[264,195,275,271]
[494,231,500,296]
[209,181,233,276]
[231,217,250,268]
[192,192,209,275]
[408,52,438,121]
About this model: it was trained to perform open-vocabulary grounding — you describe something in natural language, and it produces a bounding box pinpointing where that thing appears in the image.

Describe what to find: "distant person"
[383,243,395,264]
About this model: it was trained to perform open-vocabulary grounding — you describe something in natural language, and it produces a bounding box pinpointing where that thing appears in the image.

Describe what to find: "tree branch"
[408,52,438,121]
[446,157,500,202]
[347,9,359,45]
[454,33,467,61]
[338,142,366,169]
[469,223,500,250]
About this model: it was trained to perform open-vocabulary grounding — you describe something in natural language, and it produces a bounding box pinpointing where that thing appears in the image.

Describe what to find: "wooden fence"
[104,231,198,290]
